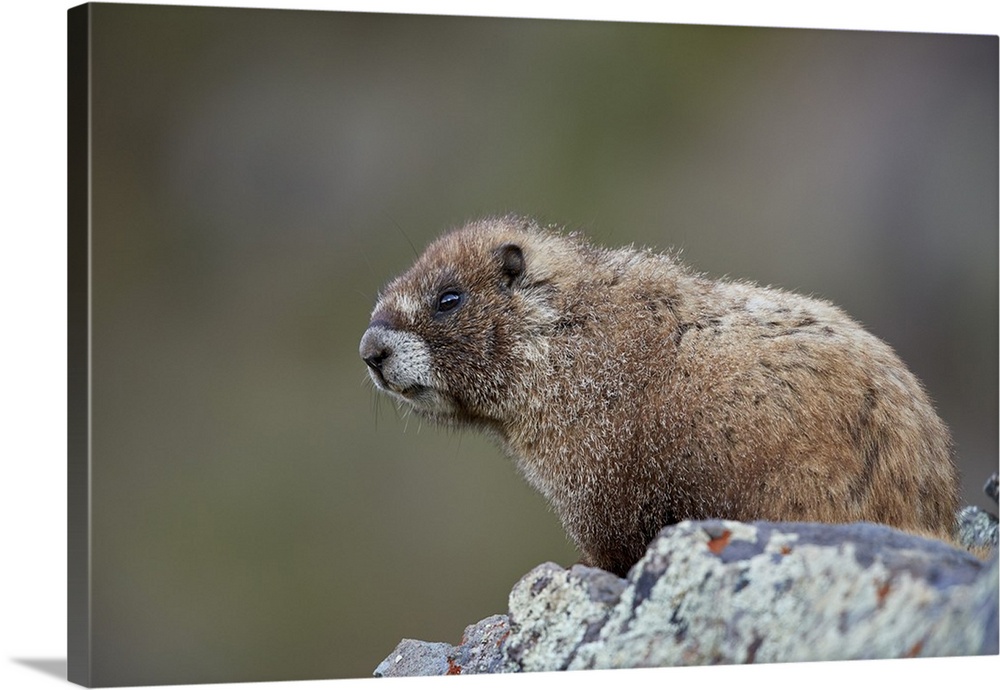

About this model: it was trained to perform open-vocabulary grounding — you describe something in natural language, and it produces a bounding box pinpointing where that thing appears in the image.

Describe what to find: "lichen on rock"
[957,472,999,553]
[374,517,999,677]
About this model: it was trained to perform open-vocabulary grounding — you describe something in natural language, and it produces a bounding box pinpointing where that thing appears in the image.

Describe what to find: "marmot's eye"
[436,290,463,315]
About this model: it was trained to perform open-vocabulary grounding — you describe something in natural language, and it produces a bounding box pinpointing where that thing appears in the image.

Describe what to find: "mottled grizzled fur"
[360,215,959,576]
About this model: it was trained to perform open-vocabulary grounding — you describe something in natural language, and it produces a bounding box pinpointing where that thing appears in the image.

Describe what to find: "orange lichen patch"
[780,545,792,555]
[904,640,924,658]
[706,530,732,555]
[876,579,892,608]
[446,657,462,675]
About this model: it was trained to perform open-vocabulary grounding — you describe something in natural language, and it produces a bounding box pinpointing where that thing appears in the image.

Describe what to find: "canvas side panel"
[67,3,92,687]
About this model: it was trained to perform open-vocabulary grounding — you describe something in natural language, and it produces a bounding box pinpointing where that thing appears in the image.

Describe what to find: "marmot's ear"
[496,243,525,288]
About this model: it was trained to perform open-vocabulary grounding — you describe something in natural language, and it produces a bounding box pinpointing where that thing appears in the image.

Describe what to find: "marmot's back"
[360,215,959,576]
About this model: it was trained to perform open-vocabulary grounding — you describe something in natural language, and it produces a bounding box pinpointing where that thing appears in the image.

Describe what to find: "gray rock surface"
[374,518,998,676]
[957,472,999,553]
[373,639,456,677]
[374,614,516,677]
[558,521,996,670]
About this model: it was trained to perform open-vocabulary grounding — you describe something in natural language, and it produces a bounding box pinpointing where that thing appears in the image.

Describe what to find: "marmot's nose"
[363,348,389,373]
[359,329,391,373]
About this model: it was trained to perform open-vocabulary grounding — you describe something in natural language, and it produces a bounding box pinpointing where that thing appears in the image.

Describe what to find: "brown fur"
[360,215,959,576]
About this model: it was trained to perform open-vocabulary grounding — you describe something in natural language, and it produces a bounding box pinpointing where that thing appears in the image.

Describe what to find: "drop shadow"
[12,658,67,681]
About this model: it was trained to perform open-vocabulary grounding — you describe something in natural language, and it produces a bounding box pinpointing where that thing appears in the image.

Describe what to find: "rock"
[448,614,517,674]
[506,563,627,671]
[958,506,999,551]
[374,615,515,677]
[373,639,455,677]
[986,472,999,504]
[565,521,997,669]
[957,472,999,553]
[374,519,998,676]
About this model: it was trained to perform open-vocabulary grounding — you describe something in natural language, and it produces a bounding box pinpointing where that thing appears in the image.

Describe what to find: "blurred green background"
[85,3,997,685]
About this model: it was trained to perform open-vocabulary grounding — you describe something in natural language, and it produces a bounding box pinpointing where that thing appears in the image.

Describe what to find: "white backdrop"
[1,2,997,690]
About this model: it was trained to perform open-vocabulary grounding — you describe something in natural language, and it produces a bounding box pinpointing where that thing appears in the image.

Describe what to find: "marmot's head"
[359,215,574,428]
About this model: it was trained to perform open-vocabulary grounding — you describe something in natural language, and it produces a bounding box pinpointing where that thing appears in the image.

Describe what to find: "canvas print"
[68,3,998,686]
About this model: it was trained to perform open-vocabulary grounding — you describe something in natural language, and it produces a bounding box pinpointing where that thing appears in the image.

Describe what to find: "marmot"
[359,215,959,576]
